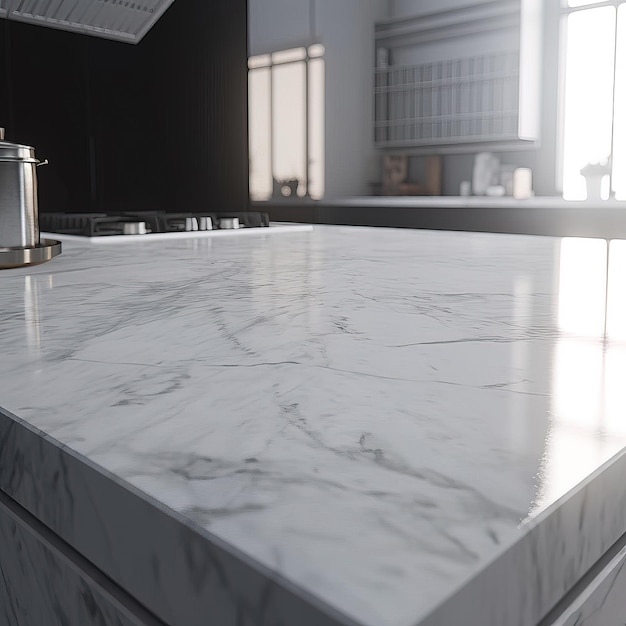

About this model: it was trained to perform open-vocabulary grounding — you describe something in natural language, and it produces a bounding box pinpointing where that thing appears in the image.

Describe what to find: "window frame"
[248,45,325,201]
[558,0,624,198]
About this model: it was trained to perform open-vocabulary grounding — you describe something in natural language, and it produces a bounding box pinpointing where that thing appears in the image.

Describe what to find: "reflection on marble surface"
[607,240,626,340]
[557,238,607,337]
[1,227,626,626]
[532,238,626,514]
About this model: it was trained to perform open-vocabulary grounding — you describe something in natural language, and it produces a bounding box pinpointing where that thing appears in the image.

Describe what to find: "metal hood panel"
[0,0,176,43]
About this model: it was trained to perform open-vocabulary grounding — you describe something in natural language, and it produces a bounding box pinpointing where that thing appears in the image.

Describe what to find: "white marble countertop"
[2,225,626,626]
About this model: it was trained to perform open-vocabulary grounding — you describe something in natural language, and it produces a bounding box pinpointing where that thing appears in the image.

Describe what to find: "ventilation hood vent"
[0,0,176,43]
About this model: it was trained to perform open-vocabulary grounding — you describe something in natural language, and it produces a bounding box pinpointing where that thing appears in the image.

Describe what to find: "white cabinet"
[374,0,541,151]
[547,544,626,626]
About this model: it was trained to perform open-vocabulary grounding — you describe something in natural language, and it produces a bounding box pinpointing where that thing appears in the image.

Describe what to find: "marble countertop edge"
[4,397,626,626]
[418,444,626,626]
[0,404,362,626]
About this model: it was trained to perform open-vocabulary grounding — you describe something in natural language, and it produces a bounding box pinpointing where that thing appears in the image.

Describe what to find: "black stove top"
[40,211,269,237]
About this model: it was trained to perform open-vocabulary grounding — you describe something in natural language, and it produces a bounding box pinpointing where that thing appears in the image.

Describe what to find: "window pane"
[272,62,307,197]
[613,5,626,199]
[308,58,325,200]
[561,7,616,200]
[248,68,272,201]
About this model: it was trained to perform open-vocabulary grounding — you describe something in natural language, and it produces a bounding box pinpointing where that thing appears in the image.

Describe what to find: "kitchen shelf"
[373,0,541,151]
[374,50,521,147]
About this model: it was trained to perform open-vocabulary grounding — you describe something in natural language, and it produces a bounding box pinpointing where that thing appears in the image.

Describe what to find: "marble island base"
[2,225,626,625]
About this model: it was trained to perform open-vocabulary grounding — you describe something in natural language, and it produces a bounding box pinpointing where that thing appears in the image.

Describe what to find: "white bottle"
[513,168,533,199]
[472,152,500,196]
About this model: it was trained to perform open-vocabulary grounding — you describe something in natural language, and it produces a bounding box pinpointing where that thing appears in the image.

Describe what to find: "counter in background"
[260,197,626,239]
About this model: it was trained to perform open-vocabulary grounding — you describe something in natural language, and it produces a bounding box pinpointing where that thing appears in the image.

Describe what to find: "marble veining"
[1,226,626,626]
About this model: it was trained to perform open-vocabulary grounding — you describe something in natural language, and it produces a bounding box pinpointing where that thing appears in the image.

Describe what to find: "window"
[248,45,325,201]
[560,0,626,199]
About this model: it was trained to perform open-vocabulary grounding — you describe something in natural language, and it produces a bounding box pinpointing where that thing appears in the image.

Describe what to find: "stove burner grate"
[39,211,269,237]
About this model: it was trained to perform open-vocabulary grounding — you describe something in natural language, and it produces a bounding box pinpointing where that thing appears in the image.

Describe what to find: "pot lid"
[0,129,38,162]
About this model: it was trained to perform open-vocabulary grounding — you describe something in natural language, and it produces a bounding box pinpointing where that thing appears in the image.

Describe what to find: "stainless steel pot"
[0,128,60,269]
[0,127,47,248]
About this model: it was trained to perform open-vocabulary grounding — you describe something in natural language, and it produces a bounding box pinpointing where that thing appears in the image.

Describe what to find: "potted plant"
[580,158,611,200]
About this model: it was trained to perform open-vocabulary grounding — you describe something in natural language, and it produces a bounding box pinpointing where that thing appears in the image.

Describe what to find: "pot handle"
[37,159,49,167]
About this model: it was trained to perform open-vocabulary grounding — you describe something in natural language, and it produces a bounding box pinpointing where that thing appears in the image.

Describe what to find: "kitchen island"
[2,225,626,626]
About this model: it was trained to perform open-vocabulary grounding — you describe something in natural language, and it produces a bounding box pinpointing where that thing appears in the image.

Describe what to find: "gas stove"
[39,211,312,245]
[40,211,270,237]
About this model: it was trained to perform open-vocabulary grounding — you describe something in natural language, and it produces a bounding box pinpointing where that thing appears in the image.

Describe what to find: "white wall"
[390,31,519,68]
[248,0,388,198]
[249,0,313,55]
[390,0,480,19]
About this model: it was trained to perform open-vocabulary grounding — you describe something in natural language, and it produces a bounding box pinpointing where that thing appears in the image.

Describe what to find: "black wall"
[0,0,249,214]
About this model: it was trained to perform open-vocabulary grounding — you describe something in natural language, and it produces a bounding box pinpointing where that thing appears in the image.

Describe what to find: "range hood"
[0,0,176,43]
